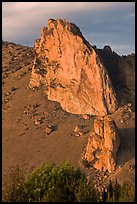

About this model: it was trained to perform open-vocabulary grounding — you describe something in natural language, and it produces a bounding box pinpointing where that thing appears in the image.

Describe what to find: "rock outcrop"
[103,45,112,52]
[29,19,118,116]
[96,49,135,108]
[83,116,120,173]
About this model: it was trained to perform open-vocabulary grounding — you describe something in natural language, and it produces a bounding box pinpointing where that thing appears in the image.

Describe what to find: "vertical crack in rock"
[56,29,62,57]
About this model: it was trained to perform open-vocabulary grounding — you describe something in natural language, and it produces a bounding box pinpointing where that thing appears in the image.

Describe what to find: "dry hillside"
[2,40,135,189]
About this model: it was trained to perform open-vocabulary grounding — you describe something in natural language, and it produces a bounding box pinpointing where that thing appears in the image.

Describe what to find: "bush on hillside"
[2,166,26,202]
[25,161,98,202]
[2,162,135,202]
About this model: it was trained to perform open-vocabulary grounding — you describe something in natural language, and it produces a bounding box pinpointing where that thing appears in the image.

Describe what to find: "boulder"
[73,125,83,137]
[29,19,118,116]
[45,125,52,135]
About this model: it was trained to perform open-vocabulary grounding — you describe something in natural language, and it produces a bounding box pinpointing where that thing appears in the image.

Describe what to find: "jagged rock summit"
[29,18,118,116]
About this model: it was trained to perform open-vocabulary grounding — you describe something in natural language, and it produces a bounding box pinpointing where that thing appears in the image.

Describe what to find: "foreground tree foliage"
[24,161,99,202]
[2,161,135,202]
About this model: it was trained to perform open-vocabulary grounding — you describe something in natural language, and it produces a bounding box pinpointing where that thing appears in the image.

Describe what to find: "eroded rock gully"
[29,19,120,172]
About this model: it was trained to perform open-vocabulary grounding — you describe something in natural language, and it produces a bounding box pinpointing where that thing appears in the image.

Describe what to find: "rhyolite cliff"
[29,19,121,173]
[29,18,118,117]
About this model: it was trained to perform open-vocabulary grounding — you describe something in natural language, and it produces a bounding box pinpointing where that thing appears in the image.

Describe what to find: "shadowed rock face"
[96,49,135,108]
[84,116,120,173]
[29,18,118,116]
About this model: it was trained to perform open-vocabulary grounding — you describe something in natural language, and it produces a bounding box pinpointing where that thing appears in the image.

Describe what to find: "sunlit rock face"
[29,18,118,116]
[84,116,120,173]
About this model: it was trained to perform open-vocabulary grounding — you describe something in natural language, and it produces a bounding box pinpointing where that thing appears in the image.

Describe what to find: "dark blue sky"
[2,2,135,56]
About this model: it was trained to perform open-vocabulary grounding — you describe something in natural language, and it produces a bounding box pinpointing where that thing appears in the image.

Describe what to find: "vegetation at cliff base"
[2,161,135,202]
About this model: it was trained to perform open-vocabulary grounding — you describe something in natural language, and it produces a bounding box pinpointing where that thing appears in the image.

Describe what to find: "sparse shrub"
[118,183,135,202]
[10,56,14,61]
[86,56,89,65]
[81,158,91,168]
[105,180,135,202]
[2,166,26,202]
